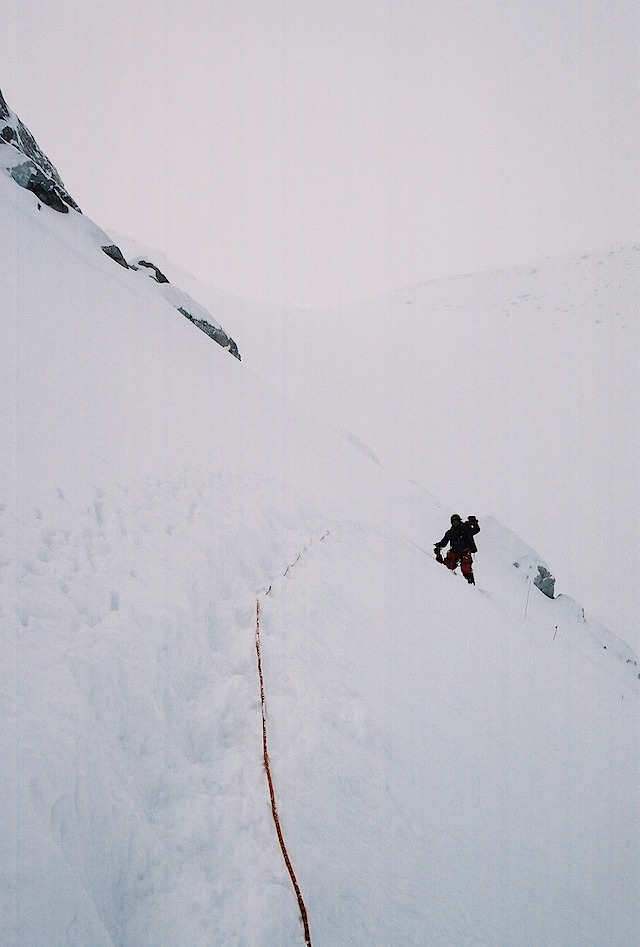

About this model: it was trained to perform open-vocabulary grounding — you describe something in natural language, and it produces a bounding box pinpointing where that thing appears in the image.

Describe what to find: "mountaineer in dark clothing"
[434,514,480,584]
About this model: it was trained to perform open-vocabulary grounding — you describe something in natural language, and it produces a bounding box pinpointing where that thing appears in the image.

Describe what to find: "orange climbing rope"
[255,598,312,947]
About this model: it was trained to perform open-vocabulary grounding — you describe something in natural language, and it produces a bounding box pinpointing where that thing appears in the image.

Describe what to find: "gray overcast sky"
[2,0,640,307]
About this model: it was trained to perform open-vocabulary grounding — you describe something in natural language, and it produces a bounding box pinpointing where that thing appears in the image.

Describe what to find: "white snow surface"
[152,241,640,653]
[2,170,639,946]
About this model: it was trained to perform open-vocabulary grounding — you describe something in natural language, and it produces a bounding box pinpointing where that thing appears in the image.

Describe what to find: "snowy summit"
[1,89,639,947]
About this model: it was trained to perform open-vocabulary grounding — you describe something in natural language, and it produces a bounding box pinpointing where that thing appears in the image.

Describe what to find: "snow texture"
[1,150,639,946]
[184,242,640,652]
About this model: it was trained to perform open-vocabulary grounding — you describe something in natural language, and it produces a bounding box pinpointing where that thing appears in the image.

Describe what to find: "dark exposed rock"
[101,245,130,269]
[1,87,81,213]
[178,308,241,360]
[130,257,241,358]
[0,88,12,123]
[11,161,69,213]
[135,259,170,283]
[533,565,555,599]
[1,87,240,360]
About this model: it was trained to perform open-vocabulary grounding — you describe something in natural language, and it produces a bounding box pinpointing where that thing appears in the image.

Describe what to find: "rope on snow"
[255,599,312,947]
[253,531,329,947]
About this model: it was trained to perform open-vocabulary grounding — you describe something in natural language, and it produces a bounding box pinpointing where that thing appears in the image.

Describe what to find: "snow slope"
[1,166,639,946]
[162,244,640,652]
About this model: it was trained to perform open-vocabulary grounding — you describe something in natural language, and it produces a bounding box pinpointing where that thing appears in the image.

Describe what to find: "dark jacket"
[437,519,480,554]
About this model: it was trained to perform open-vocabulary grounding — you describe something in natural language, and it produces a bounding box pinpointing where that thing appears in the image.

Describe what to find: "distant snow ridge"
[0,86,240,359]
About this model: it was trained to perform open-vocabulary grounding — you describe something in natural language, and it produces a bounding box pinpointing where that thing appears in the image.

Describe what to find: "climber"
[434,514,480,585]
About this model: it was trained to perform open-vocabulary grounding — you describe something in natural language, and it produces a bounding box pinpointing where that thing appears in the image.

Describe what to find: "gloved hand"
[434,545,443,563]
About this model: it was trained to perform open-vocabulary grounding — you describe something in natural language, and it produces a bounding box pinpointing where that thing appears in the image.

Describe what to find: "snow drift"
[1,114,639,946]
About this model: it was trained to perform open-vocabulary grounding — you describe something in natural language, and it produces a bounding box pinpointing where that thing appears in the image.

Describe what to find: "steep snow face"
[190,244,640,651]
[0,87,239,359]
[1,135,639,945]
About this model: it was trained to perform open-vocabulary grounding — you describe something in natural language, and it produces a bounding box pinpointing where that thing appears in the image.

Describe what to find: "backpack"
[450,521,478,554]
[466,517,479,553]
[450,525,470,553]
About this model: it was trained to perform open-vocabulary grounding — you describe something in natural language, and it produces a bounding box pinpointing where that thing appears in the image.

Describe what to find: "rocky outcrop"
[101,245,130,269]
[129,257,241,360]
[0,87,240,360]
[94,248,241,358]
[177,307,240,359]
[513,557,556,600]
[533,565,555,599]
[135,259,170,283]
[1,88,81,213]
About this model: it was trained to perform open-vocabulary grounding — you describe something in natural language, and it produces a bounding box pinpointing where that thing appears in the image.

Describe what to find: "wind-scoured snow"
[1,161,639,946]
